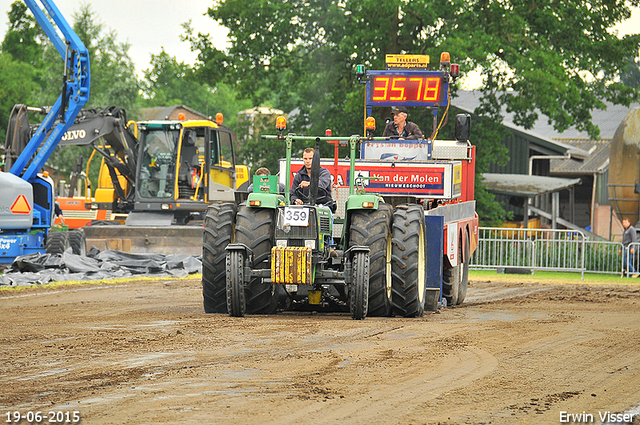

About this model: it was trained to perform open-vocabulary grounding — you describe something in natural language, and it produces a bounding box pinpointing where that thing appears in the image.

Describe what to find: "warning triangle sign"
[11,195,31,214]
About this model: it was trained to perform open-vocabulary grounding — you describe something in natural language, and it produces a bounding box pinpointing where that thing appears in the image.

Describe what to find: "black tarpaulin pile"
[0,250,202,287]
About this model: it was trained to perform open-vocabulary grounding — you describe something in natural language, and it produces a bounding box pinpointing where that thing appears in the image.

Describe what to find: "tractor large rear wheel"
[234,206,277,314]
[390,204,427,317]
[348,204,393,316]
[202,202,237,313]
[350,251,369,320]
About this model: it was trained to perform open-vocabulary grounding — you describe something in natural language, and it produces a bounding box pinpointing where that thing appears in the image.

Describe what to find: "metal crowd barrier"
[470,228,632,278]
[622,242,640,277]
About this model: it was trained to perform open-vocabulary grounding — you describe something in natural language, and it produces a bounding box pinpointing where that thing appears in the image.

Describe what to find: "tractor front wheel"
[348,204,393,316]
[234,206,277,314]
[226,250,246,317]
[350,251,370,320]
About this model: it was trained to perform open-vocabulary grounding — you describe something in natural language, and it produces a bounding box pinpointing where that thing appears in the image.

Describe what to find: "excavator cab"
[132,120,248,222]
[138,126,179,199]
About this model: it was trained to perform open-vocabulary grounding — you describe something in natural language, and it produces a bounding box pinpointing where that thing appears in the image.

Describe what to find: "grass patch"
[470,269,638,286]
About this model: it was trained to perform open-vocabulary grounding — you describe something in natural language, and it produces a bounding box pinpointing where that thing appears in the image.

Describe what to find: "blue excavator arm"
[8,0,91,181]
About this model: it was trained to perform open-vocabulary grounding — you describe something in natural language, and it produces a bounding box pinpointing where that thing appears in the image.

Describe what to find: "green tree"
[198,0,640,222]
[140,50,209,110]
[44,4,140,191]
[1,1,45,66]
[204,0,639,136]
[0,54,38,147]
[140,49,249,123]
[3,3,139,109]
[1,2,43,156]
[622,55,640,88]
[1,3,141,187]
[139,48,253,153]
[72,4,139,111]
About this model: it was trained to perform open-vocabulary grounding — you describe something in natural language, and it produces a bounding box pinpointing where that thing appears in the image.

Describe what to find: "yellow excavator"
[5,105,249,254]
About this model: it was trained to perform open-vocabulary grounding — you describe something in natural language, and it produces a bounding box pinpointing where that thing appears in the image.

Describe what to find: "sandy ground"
[1,277,640,425]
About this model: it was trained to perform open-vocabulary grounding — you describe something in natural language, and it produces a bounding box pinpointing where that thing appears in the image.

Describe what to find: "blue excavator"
[0,0,90,263]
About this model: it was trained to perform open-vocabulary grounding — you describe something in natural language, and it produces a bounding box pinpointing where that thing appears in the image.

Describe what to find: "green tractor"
[202,117,430,319]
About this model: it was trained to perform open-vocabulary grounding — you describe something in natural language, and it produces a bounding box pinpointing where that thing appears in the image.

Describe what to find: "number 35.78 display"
[366,70,448,107]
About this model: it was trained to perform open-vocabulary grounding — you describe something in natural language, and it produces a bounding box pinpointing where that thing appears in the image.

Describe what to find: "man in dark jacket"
[290,148,333,207]
[382,106,424,140]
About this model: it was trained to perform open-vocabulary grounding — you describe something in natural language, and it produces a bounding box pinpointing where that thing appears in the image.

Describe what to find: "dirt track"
[1,277,640,425]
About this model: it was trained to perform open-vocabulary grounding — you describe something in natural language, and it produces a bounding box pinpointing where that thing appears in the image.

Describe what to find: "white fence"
[471,228,632,278]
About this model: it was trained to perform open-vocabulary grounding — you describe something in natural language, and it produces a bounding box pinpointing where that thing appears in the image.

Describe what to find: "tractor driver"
[290,147,335,210]
[383,106,424,140]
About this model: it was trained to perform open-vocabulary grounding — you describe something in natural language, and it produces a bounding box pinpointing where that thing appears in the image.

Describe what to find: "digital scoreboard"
[366,70,448,108]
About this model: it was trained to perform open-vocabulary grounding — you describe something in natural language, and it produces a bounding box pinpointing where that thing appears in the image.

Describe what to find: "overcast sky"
[0,0,229,76]
[0,0,639,78]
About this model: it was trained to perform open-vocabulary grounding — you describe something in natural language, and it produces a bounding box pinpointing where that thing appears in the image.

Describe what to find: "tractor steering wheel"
[294,184,331,203]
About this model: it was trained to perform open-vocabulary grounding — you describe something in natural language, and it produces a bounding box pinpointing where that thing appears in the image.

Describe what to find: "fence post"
[580,233,585,280]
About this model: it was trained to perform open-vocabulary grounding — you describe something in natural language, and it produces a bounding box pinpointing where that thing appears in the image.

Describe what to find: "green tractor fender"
[341,194,384,248]
[345,194,381,212]
[245,192,285,209]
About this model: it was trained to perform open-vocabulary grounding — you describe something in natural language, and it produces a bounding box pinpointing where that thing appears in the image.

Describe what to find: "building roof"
[482,173,581,198]
[452,92,586,158]
[550,138,611,175]
[453,91,639,140]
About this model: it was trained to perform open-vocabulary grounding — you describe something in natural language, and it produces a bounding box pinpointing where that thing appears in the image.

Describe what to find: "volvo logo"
[61,129,86,141]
